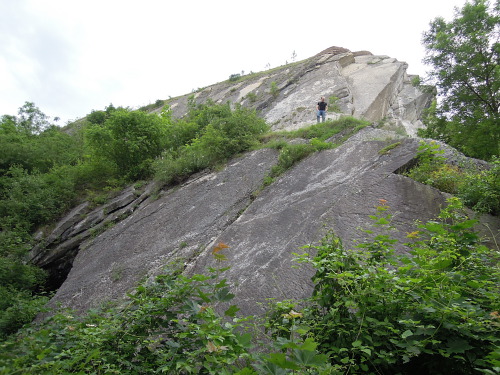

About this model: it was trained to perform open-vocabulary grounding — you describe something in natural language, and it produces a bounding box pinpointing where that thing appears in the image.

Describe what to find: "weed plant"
[288,198,500,374]
[259,117,369,185]
[405,141,500,215]
[1,199,497,373]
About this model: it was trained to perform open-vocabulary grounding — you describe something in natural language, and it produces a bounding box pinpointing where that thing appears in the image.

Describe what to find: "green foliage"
[0,289,48,339]
[0,166,77,230]
[286,116,369,142]
[411,75,421,86]
[1,198,498,373]
[405,141,500,215]
[328,96,341,113]
[138,99,166,112]
[404,140,449,186]
[459,157,500,215]
[260,117,369,184]
[13,101,51,135]
[0,103,95,339]
[229,73,241,82]
[0,261,332,374]
[0,116,82,175]
[85,108,169,180]
[86,110,107,125]
[266,143,320,183]
[0,266,251,374]
[290,198,500,374]
[0,165,74,338]
[246,92,257,103]
[0,220,49,340]
[270,81,279,98]
[421,0,499,160]
[378,141,402,155]
[154,102,268,185]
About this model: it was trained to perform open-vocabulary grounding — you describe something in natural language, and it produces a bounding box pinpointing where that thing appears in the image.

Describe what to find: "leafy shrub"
[0,257,331,374]
[378,141,401,155]
[0,124,82,175]
[86,110,107,125]
[458,157,500,215]
[85,109,169,180]
[405,141,500,215]
[0,166,76,230]
[289,116,369,142]
[154,102,268,185]
[261,117,369,184]
[290,198,500,374]
[268,143,317,179]
[246,92,257,103]
[0,289,48,339]
[0,266,251,374]
[1,199,497,373]
[328,96,341,112]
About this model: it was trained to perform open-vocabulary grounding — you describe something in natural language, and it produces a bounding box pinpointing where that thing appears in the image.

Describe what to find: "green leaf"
[224,304,240,317]
[215,287,235,302]
[183,299,200,313]
[266,353,301,370]
[361,348,372,356]
[235,332,253,348]
[233,368,258,375]
[197,290,211,303]
[451,219,478,230]
[253,361,289,375]
[352,340,362,348]
[402,330,413,339]
[446,338,474,354]
[292,349,328,366]
[299,337,318,352]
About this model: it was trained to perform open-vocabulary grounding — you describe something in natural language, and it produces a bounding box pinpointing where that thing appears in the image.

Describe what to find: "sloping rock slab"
[47,149,278,312]
[187,134,496,317]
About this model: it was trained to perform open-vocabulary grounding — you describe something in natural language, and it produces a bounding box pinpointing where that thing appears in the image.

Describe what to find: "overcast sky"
[0,0,468,124]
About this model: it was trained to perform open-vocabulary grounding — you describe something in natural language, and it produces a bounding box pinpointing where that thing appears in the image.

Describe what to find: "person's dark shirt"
[317,101,327,110]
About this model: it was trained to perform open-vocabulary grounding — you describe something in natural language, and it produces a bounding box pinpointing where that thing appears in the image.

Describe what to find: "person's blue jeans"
[317,110,326,123]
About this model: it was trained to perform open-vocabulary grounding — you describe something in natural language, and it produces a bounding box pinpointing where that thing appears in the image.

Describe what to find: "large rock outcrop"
[163,46,433,136]
[35,128,499,315]
[30,47,498,316]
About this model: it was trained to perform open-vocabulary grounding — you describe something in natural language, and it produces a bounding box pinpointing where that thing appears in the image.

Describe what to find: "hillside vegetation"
[1,100,498,374]
[0,1,498,373]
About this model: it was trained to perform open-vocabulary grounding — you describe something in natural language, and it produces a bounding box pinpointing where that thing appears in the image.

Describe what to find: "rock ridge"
[162,46,432,136]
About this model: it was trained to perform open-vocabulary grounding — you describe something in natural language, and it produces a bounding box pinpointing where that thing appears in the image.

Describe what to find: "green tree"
[16,101,51,135]
[0,105,82,175]
[0,103,83,339]
[85,109,169,180]
[153,102,268,185]
[421,0,499,160]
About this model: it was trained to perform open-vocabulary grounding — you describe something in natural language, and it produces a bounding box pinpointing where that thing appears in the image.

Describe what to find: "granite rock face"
[30,47,498,316]
[163,46,433,136]
[35,129,499,315]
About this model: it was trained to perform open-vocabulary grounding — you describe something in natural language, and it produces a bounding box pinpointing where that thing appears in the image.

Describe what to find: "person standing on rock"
[316,97,327,123]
